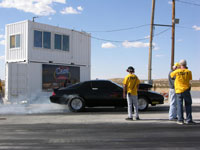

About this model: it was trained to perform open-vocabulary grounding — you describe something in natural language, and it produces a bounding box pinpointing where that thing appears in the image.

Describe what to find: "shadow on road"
[82,104,200,114]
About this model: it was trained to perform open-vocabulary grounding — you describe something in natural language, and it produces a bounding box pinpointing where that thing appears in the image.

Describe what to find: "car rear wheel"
[138,97,149,111]
[68,97,85,112]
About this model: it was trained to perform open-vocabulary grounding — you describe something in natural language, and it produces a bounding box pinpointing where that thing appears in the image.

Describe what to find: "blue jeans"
[176,90,193,122]
[169,89,177,120]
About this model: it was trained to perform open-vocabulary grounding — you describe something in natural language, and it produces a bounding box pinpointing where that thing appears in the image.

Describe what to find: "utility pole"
[171,0,175,69]
[148,0,155,84]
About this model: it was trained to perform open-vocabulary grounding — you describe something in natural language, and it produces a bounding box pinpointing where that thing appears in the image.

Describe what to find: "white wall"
[5,20,91,102]
[28,20,91,66]
[6,20,28,62]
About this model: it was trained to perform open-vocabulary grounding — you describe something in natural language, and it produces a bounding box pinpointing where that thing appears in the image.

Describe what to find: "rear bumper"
[50,95,71,105]
[50,96,63,104]
[150,96,164,105]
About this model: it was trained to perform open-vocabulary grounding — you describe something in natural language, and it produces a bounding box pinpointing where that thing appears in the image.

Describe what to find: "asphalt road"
[0,104,200,150]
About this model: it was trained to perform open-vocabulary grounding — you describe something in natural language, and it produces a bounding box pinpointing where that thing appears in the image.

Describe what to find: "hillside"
[110,78,200,92]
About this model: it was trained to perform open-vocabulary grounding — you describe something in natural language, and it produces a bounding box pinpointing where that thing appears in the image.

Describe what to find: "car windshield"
[59,82,82,90]
[110,81,123,88]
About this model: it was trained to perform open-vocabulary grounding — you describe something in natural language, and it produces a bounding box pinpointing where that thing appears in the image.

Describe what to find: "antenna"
[32,16,39,22]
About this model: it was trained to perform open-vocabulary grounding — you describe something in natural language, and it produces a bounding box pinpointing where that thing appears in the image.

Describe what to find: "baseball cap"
[174,62,180,67]
[127,66,134,72]
[179,59,187,66]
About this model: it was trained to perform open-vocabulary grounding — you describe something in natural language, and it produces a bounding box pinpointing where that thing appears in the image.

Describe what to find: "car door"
[90,81,109,106]
[90,81,123,106]
[79,81,105,106]
[108,83,126,106]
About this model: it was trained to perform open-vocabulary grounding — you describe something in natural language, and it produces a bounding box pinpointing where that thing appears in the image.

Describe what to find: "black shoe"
[185,121,196,125]
[177,120,184,125]
[169,118,177,121]
[135,117,140,120]
[125,118,133,121]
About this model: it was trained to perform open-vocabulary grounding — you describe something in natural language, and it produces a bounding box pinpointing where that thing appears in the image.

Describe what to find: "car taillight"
[52,92,56,96]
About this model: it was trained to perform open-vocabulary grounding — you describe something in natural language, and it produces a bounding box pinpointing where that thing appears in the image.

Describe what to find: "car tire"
[68,97,85,112]
[138,97,149,111]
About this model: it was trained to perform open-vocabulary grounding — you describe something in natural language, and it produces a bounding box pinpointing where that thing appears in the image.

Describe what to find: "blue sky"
[0,0,200,80]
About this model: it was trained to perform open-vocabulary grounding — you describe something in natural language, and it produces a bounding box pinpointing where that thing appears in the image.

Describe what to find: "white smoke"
[0,93,69,114]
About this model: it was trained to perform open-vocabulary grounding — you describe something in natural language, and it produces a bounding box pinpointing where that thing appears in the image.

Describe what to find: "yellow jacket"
[123,74,140,95]
[170,69,192,93]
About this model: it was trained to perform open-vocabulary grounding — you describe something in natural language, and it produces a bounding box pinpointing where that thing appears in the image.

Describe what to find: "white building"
[5,20,91,103]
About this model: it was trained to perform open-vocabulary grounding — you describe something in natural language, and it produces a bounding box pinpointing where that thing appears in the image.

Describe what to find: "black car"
[50,80,164,112]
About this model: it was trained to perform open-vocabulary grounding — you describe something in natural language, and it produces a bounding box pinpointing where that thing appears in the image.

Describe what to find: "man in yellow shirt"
[170,59,195,125]
[123,66,140,121]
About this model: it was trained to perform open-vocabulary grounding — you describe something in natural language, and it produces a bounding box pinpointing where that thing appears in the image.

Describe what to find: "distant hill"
[109,78,200,91]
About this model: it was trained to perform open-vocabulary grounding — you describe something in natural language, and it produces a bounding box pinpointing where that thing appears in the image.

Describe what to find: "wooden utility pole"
[171,0,175,69]
[148,0,155,84]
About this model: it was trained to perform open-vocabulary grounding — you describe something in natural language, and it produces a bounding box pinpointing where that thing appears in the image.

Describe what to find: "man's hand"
[123,85,127,99]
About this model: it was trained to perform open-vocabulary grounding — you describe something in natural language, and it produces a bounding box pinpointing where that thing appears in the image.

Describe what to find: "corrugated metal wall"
[6,20,28,62]
[5,20,91,102]
[28,21,91,66]
[6,20,91,67]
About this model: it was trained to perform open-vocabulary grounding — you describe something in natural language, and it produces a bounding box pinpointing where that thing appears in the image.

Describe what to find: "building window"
[63,35,69,51]
[43,32,51,49]
[34,30,42,48]
[54,34,70,51]
[55,34,62,50]
[10,34,20,48]
[34,30,51,49]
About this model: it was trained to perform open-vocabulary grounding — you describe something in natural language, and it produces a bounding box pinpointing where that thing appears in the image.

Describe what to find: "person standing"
[123,66,140,121]
[170,59,195,125]
[168,63,180,121]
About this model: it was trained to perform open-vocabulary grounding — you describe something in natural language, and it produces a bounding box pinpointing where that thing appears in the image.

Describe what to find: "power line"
[176,0,200,7]
[89,28,171,43]
[87,24,150,33]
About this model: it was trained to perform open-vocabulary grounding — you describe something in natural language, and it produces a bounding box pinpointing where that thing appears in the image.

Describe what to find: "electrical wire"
[176,25,194,30]
[90,27,171,43]
[87,24,150,33]
[176,0,200,7]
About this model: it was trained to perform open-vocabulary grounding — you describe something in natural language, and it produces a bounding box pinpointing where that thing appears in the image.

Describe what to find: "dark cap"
[127,66,135,72]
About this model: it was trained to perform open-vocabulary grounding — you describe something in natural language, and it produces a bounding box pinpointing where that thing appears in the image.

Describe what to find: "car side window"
[110,83,121,91]
[91,81,109,91]
[91,81,120,91]
[80,82,92,91]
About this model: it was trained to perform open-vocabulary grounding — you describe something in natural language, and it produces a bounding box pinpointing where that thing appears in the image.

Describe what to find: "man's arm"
[170,70,176,78]
[123,85,127,99]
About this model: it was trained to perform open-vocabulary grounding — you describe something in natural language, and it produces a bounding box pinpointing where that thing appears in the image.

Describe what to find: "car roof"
[82,80,111,83]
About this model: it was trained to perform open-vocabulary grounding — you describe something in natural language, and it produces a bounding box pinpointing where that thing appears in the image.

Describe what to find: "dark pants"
[176,90,193,122]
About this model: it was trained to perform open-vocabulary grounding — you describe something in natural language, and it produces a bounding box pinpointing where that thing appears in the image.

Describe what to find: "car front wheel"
[138,97,149,111]
[68,97,85,112]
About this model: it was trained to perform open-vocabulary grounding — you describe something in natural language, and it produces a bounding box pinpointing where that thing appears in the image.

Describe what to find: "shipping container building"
[5,20,91,103]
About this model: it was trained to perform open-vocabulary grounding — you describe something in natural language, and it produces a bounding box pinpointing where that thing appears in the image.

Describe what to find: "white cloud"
[122,41,149,48]
[145,35,150,39]
[192,25,200,31]
[0,55,5,61]
[177,39,183,42]
[101,42,116,49]
[155,54,164,58]
[0,40,5,45]
[60,6,83,14]
[77,6,83,11]
[153,46,160,50]
[168,1,172,5]
[0,0,66,16]
[0,34,5,39]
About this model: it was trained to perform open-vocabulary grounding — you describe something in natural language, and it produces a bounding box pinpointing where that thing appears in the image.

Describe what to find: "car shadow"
[82,105,200,114]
